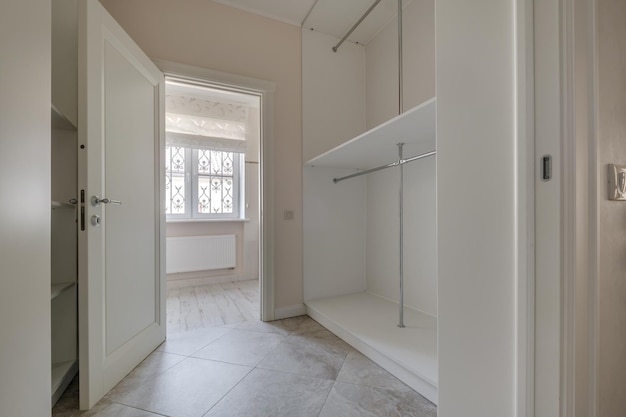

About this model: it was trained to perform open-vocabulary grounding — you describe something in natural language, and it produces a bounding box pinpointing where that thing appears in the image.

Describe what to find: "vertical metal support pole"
[398,143,405,328]
[398,0,403,115]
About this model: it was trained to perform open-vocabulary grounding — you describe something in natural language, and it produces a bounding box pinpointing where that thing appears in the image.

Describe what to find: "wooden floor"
[166,279,259,333]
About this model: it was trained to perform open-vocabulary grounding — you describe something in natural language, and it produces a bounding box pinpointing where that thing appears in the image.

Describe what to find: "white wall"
[100,0,303,310]
[597,0,626,415]
[303,167,367,301]
[366,157,437,316]
[365,0,436,129]
[302,29,365,163]
[301,28,367,302]
[436,0,516,416]
[0,0,51,415]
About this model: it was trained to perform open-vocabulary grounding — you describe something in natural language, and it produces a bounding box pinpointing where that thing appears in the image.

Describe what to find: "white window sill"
[166,218,250,224]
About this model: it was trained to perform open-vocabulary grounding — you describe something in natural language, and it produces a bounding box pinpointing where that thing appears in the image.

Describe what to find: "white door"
[77,0,165,409]
[534,0,562,414]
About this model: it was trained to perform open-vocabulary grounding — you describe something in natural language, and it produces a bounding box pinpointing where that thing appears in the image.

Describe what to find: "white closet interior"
[51,0,78,406]
[302,0,437,405]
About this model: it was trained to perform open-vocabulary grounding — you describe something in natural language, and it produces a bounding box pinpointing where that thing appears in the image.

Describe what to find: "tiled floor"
[52,281,437,417]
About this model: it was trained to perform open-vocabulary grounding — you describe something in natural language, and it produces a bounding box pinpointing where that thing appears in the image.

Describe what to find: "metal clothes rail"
[332,144,436,328]
[332,148,436,184]
[331,0,425,329]
[332,0,382,53]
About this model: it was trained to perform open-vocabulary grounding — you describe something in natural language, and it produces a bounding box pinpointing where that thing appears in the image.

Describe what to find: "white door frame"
[534,0,599,415]
[560,0,599,415]
[516,0,536,415]
[152,59,276,322]
[533,0,563,413]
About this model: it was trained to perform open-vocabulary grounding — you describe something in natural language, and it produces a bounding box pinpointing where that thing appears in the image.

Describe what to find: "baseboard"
[166,275,257,289]
[274,303,307,320]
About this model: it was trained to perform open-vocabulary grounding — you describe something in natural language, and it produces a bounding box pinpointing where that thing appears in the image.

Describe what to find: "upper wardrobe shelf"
[51,200,76,210]
[306,97,436,170]
[51,282,75,300]
[51,105,77,131]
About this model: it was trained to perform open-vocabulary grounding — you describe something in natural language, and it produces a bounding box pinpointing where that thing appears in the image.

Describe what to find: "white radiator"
[166,235,236,273]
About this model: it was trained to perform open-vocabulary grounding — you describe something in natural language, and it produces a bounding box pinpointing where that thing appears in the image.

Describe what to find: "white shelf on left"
[51,282,75,300]
[51,200,75,210]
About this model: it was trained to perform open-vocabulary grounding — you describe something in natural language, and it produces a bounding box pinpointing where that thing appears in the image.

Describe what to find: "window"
[165,146,242,219]
[164,79,258,220]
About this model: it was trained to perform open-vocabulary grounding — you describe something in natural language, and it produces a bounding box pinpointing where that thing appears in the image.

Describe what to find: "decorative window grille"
[163,78,257,221]
[165,146,186,215]
[196,149,237,215]
[165,145,242,219]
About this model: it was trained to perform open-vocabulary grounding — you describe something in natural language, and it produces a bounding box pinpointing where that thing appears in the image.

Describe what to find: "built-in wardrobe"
[51,0,79,406]
[302,0,438,404]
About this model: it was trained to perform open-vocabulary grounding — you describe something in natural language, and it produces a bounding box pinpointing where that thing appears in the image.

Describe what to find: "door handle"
[91,195,122,207]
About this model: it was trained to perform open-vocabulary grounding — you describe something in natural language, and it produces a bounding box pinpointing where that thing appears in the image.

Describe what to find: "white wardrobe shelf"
[51,200,76,210]
[51,359,78,406]
[306,291,438,405]
[306,97,436,170]
[51,282,75,300]
[51,105,77,131]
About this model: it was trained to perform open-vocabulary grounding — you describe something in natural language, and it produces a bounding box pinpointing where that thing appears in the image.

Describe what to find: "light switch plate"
[608,164,626,200]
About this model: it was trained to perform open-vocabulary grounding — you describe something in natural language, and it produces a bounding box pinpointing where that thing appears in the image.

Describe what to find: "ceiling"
[212,0,409,46]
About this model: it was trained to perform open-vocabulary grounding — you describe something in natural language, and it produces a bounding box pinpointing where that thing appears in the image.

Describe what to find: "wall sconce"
[608,164,626,200]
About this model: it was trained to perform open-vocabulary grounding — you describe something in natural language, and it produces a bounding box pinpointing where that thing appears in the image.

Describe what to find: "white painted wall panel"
[0,0,51,415]
[402,159,437,316]
[436,0,516,416]
[365,158,437,317]
[597,1,626,415]
[365,0,436,129]
[302,29,366,162]
[303,167,366,301]
[365,167,400,303]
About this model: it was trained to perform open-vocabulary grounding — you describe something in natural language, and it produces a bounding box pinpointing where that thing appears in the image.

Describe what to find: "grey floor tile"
[234,316,326,336]
[52,376,79,416]
[289,329,355,358]
[52,411,78,417]
[258,329,352,380]
[319,382,437,417]
[52,280,437,417]
[277,315,327,335]
[115,357,252,417]
[204,368,334,417]
[234,319,291,335]
[157,326,231,356]
[76,402,163,416]
[336,351,408,390]
[192,329,285,367]
[104,351,186,401]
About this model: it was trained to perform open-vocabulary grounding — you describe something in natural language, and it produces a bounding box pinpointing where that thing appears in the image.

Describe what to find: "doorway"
[163,76,265,331]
